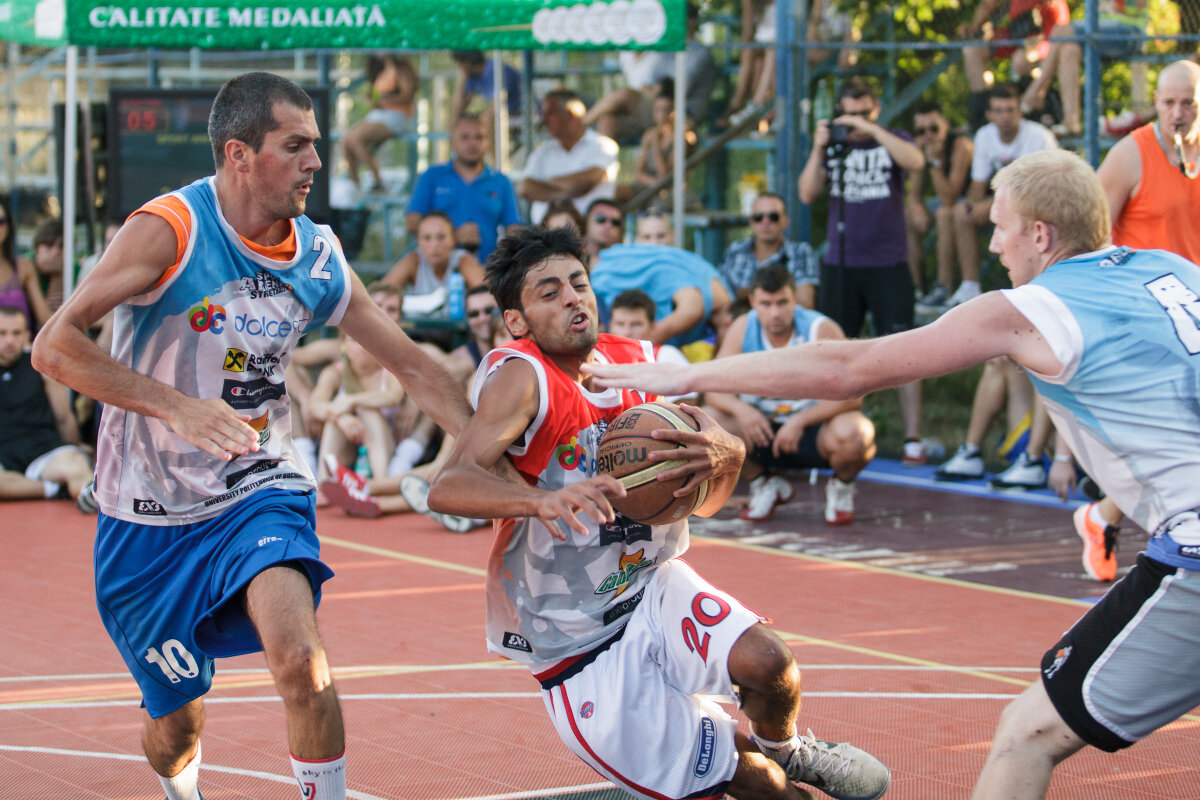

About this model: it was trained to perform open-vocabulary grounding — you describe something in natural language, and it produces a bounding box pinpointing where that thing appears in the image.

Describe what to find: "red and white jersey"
[470,334,690,667]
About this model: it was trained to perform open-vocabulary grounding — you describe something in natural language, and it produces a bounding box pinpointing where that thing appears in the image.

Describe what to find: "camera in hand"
[829,104,849,154]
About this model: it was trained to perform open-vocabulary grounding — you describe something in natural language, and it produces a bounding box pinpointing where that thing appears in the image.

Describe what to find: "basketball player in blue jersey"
[32,73,474,800]
[586,147,1200,798]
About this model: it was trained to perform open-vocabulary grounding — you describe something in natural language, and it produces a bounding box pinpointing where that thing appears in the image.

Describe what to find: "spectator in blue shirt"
[405,115,523,261]
[718,192,819,314]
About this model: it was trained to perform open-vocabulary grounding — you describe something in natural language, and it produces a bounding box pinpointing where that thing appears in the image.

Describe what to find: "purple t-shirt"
[822,132,911,268]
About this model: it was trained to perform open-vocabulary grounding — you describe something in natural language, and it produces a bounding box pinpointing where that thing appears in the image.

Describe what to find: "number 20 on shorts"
[681,592,731,665]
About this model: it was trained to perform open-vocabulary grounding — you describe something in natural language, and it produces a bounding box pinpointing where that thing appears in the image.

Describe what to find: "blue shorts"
[95,488,334,718]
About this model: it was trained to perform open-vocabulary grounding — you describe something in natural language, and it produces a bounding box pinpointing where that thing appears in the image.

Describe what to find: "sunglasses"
[467,306,497,319]
[751,212,782,223]
[914,125,940,135]
[592,214,623,227]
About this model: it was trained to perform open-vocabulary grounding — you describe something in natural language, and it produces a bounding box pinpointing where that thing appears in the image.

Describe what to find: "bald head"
[1155,60,1200,139]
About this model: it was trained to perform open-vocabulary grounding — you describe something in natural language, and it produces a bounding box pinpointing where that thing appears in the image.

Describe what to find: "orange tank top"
[1112,124,1200,264]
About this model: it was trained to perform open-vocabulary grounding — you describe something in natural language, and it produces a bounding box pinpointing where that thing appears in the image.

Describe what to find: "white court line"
[0,745,390,800]
[0,663,1034,684]
[0,689,1020,711]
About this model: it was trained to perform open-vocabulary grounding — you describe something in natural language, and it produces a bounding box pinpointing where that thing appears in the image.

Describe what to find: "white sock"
[291,751,346,800]
[961,443,981,456]
[159,742,202,800]
[960,280,980,293]
[755,729,800,759]
[42,480,61,498]
[387,438,425,477]
[1090,503,1115,529]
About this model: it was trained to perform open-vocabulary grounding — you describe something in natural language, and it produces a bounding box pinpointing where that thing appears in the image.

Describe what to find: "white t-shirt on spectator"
[618,51,674,91]
[523,129,620,224]
[971,119,1058,183]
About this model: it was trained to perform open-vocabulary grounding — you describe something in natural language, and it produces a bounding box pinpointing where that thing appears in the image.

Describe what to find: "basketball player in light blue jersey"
[32,73,475,800]
[585,148,1200,798]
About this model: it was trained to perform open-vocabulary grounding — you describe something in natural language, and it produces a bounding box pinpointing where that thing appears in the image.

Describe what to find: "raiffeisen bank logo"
[189,297,227,333]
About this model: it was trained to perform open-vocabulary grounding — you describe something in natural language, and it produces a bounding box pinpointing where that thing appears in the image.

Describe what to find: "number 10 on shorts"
[681,592,731,665]
[145,639,200,683]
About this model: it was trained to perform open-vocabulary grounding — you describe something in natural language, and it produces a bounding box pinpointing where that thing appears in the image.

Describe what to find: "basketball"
[596,402,710,525]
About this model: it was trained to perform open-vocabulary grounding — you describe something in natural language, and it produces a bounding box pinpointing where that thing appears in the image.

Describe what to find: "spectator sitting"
[582,198,626,264]
[31,219,65,313]
[0,200,50,332]
[633,211,675,245]
[935,356,1035,481]
[342,53,419,193]
[621,79,697,209]
[449,285,500,368]
[590,239,733,353]
[518,88,619,224]
[404,115,522,262]
[906,102,975,309]
[607,288,697,404]
[540,199,586,234]
[951,83,1056,309]
[959,0,1071,132]
[583,2,718,138]
[450,50,523,144]
[703,265,874,524]
[383,211,485,317]
[0,305,96,512]
[717,192,818,316]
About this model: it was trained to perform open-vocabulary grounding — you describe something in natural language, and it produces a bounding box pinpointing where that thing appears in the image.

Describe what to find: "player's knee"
[268,639,334,700]
[729,625,798,697]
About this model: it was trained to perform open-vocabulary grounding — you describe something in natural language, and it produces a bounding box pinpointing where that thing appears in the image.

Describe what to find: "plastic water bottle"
[354,445,372,479]
[447,271,465,321]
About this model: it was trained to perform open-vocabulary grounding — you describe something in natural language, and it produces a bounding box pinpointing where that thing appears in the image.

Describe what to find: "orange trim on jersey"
[131,195,191,288]
[239,223,297,262]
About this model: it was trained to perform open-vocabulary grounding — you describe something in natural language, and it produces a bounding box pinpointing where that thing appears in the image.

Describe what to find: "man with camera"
[798,76,928,465]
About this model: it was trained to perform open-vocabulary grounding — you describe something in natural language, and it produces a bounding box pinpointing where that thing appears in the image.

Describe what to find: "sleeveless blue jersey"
[95,177,352,524]
[1006,246,1200,565]
[738,305,829,422]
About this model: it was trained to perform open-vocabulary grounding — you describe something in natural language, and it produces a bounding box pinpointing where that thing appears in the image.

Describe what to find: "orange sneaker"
[1073,502,1118,582]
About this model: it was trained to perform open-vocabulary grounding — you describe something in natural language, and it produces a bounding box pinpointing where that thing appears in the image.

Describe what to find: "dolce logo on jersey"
[223,348,281,376]
[232,312,309,339]
[222,377,286,410]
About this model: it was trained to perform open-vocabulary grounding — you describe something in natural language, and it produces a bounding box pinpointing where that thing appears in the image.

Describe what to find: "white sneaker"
[944,281,981,309]
[824,478,855,526]
[740,474,793,521]
[989,451,1047,490]
[758,730,891,800]
[400,475,476,533]
[935,444,984,481]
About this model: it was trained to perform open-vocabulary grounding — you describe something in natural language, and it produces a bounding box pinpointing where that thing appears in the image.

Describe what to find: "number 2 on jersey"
[681,592,732,665]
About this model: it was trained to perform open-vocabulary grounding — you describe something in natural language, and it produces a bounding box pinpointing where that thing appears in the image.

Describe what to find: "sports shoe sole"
[320,480,382,518]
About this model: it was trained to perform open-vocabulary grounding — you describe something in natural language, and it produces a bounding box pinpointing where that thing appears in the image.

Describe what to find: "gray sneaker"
[989,452,1047,490]
[400,475,476,534]
[762,731,891,800]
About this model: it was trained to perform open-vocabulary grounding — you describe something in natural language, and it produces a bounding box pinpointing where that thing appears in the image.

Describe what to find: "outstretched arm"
[584,293,1062,402]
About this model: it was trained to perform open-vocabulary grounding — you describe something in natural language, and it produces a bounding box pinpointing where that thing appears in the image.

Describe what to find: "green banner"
[4,0,68,45]
[62,0,685,50]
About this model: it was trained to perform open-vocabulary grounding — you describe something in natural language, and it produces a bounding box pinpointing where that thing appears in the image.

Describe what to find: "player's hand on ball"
[169,396,259,461]
[532,475,626,540]
[648,404,746,496]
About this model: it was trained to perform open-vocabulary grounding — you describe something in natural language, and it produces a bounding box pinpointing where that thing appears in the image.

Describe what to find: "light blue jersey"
[738,306,828,422]
[95,177,352,524]
[1005,246,1200,567]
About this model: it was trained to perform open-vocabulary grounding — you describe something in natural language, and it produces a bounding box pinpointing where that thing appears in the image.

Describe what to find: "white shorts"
[1,444,89,481]
[538,560,762,800]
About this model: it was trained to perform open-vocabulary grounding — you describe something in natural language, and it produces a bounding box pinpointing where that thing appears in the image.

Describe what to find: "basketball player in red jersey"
[428,225,891,800]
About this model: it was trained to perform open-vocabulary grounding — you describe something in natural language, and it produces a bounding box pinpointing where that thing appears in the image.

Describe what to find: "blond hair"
[991,150,1110,254]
